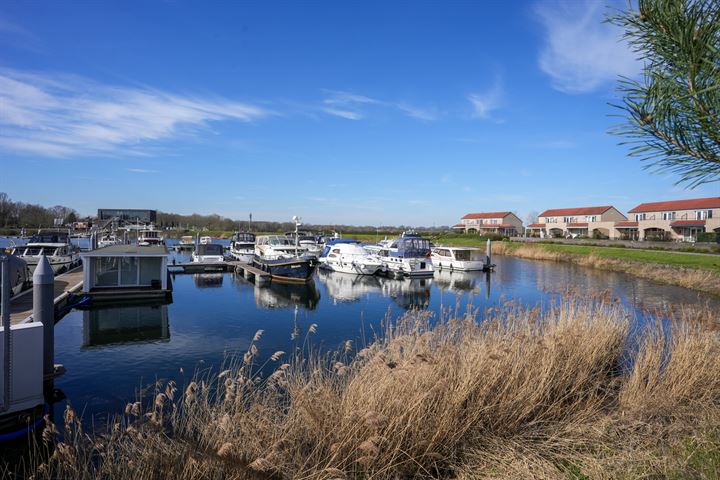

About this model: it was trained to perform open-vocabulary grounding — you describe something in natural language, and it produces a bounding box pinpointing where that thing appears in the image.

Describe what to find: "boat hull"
[23,255,79,275]
[253,256,316,283]
[382,257,434,277]
[432,258,487,271]
[230,250,255,264]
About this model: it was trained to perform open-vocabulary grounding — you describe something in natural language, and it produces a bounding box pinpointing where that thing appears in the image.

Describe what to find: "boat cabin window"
[25,247,43,255]
[454,250,472,261]
[30,233,68,243]
[42,247,58,256]
[332,249,341,254]
[198,244,224,255]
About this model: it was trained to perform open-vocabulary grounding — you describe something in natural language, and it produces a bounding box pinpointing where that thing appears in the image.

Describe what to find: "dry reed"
[8,299,720,479]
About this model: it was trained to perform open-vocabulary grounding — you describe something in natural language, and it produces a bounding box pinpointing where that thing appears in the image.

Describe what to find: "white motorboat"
[8,230,80,274]
[229,232,256,263]
[254,235,306,260]
[192,243,225,263]
[370,231,434,277]
[138,224,164,246]
[431,246,488,271]
[318,239,385,275]
[180,236,194,246]
[97,232,124,248]
[199,236,212,245]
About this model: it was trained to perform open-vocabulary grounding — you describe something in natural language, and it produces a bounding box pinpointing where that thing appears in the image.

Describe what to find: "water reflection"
[253,280,321,310]
[81,304,170,348]
[316,271,432,309]
[193,273,224,288]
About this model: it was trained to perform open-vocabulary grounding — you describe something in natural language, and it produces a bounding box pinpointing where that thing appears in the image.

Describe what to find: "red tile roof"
[527,223,545,228]
[615,221,639,227]
[628,197,720,213]
[567,222,589,227]
[670,219,706,227]
[461,211,513,219]
[538,206,613,217]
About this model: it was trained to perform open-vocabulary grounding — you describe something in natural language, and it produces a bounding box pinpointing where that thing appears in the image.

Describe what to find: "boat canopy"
[320,239,361,258]
[197,244,224,255]
[233,233,256,242]
[393,236,431,257]
[29,231,69,243]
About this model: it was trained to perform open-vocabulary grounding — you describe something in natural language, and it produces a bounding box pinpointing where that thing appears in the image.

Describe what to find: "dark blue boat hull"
[253,256,316,283]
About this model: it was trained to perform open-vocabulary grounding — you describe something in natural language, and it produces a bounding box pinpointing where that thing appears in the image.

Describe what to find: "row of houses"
[453,196,720,242]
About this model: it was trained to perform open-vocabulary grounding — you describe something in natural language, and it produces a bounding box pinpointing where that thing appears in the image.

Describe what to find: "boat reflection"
[82,304,170,348]
[193,273,224,288]
[253,280,320,310]
[316,270,382,303]
[434,269,491,299]
[316,270,431,310]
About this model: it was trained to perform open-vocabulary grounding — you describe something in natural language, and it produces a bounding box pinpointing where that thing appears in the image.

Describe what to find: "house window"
[585,216,596,222]
[662,212,676,220]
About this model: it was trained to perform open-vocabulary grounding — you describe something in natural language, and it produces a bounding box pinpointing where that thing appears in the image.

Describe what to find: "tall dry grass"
[492,242,720,296]
[11,299,720,479]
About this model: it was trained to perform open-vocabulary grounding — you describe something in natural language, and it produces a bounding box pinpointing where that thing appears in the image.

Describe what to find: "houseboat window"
[139,257,162,285]
[41,248,58,256]
[26,247,43,255]
[95,257,120,287]
[120,257,139,286]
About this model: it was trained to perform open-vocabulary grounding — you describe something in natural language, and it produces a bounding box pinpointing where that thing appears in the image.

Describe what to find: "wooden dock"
[9,267,84,325]
[168,260,271,285]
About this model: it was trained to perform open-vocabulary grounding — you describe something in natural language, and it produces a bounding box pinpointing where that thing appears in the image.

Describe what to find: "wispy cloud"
[535,0,640,93]
[126,168,158,173]
[0,68,272,157]
[467,80,503,120]
[321,90,437,121]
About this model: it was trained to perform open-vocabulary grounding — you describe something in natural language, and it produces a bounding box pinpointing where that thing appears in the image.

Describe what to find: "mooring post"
[1,255,11,412]
[486,239,491,269]
[33,256,55,378]
[195,233,200,255]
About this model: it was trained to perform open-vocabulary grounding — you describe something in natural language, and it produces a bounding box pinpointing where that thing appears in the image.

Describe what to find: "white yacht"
[370,231,433,277]
[0,253,29,297]
[199,236,212,245]
[137,224,164,246]
[192,243,225,263]
[254,235,306,260]
[431,246,488,271]
[229,232,256,264]
[180,236,195,246]
[8,230,80,274]
[318,239,385,275]
[97,232,124,248]
[285,231,322,258]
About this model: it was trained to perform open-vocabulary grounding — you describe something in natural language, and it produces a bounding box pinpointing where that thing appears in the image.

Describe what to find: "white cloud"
[468,81,503,119]
[0,68,272,157]
[321,90,437,121]
[535,0,641,93]
[126,168,158,173]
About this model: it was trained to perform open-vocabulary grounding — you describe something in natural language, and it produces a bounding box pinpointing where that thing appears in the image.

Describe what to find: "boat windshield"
[397,238,431,256]
[268,237,293,246]
[197,244,224,255]
[29,232,68,243]
[235,233,256,242]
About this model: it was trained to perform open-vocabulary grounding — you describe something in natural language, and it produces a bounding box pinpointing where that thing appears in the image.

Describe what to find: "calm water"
[2,236,719,428]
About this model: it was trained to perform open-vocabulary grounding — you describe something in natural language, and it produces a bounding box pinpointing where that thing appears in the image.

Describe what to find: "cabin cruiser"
[229,232,256,263]
[253,235,316,283]
[0,253,29,297]
[431,246,489,271]
[318,239,385,275]
[180,236,195,246]
[192,243,225,263]
[97,232,124,248]
[370,231,433,278]
[199,236,212,245]
[8,230,80,274]
[137,224,164,246]
[285,231,322,258]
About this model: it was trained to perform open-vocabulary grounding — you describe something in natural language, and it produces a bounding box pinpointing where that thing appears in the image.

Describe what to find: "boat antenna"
[292,216,301,256]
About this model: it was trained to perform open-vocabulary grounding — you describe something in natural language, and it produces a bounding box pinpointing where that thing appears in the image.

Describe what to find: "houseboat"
[8,230,80,274]
[370,231,434,278]
[229,232,256,263]
[318,239,385,275]
[80,244,171,302]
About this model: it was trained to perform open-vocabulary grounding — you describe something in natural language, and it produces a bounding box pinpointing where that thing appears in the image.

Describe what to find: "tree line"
[0,192,79,229]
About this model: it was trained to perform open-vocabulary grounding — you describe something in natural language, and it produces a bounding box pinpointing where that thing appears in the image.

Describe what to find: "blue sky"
[1,0,718,226]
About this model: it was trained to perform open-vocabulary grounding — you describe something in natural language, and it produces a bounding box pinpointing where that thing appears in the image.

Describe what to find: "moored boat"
[192,243,225,263]
[8,230,80,274]
[137,224,164,246]
[318,239,385,275]
[371,231,434,278]
[230,232,256,263]
[253,235,316,283]
[431,246,488,271]
[0,253,30,297]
